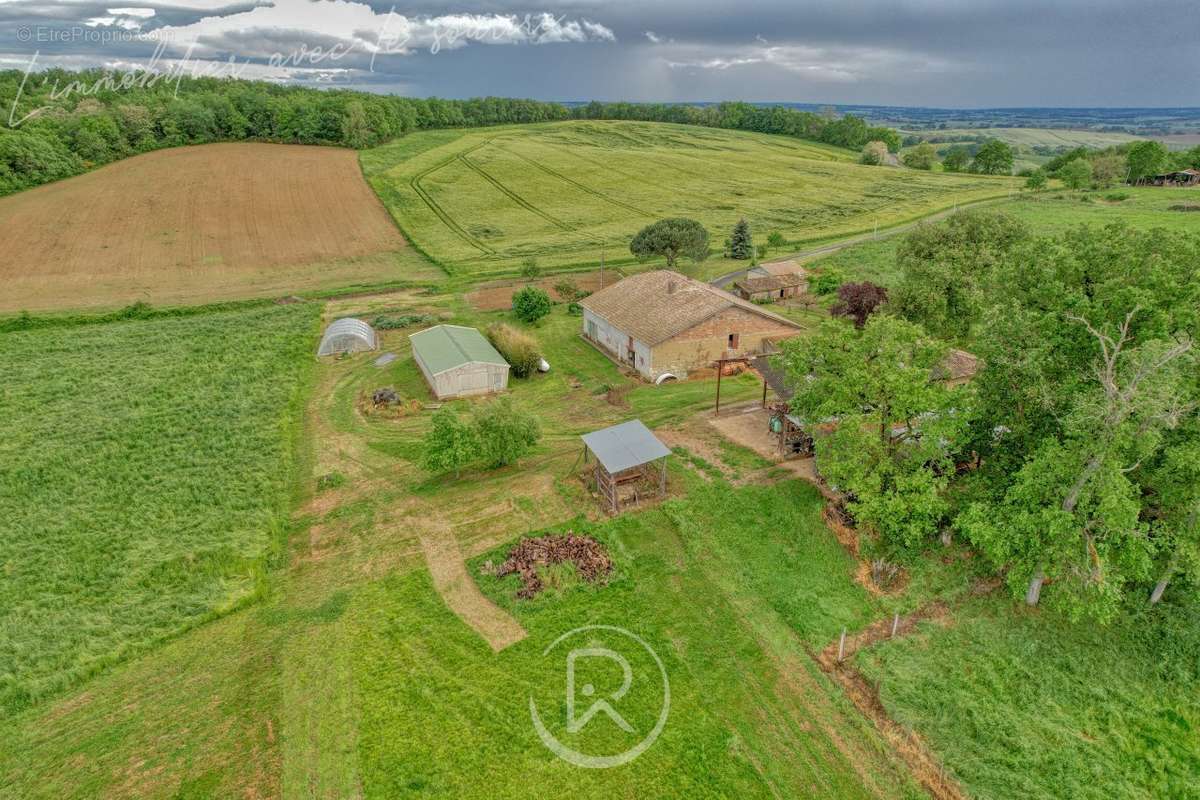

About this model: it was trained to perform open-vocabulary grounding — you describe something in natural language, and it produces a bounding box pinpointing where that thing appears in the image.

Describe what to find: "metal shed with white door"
[409,324,510,400]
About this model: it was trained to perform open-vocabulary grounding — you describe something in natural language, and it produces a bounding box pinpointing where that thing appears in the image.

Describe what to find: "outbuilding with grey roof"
[581,419,671,513]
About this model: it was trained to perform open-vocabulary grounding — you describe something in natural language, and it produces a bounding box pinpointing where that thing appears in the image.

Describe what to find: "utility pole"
[715,358,723,414]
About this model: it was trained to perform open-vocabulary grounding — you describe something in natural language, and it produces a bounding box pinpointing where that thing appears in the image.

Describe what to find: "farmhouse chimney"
[667,278,677,295]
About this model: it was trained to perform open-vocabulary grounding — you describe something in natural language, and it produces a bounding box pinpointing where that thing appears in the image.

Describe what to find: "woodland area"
[781,213,1199,623]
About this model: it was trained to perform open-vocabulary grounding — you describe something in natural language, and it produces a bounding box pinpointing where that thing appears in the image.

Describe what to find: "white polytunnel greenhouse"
[317,317,379,356]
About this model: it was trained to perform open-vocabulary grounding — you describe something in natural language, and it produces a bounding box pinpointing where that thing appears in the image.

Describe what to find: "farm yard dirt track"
[0,142,437,313]
[465,269,618,311]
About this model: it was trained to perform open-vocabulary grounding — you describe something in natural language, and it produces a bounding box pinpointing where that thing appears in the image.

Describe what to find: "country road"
[710,194,1014,288]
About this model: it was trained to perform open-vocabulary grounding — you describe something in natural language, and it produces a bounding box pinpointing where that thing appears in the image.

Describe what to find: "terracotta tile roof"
[579,270,802,346]
[754,260,807,278]
[935,348,981,382]
[734,274,806,293]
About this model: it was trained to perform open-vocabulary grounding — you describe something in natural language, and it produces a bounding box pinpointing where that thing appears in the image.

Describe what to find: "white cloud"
[85,5,154,29]
[644,31,661,44]
[149,1,614,61]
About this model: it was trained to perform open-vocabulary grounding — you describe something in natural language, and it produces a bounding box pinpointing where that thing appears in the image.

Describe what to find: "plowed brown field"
[0,142,437,312]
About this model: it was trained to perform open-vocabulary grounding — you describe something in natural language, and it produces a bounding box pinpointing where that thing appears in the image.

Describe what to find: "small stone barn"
[409,324,510,400]
[581,419,671,513]
[733,273,808,302]
[580,270,803,382]
[317,317,378,356]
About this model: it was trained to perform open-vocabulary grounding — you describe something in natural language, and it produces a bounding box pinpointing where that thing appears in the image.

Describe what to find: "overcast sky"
[1,0,1197,107]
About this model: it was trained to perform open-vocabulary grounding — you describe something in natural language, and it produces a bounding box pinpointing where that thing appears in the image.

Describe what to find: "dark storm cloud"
[0,0,1196,106]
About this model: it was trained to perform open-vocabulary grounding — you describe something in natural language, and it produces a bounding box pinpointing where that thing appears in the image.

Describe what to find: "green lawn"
[0,303,319,715]
[350,478,918,799]
[857,596,1200,799]
[362,120,1019,279]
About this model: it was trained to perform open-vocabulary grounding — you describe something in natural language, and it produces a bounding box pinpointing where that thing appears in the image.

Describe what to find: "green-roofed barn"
[409,324,510,400]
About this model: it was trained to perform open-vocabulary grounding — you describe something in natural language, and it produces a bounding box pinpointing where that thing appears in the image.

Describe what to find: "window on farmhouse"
[728,332,739,349]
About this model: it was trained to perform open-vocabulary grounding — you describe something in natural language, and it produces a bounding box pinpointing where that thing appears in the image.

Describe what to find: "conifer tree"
[730,218,753,260]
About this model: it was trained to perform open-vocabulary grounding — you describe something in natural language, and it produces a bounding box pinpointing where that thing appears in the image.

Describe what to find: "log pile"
[497,533,613,599]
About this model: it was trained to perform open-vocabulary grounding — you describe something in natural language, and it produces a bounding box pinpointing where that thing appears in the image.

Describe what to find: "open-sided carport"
[581,419,671,513]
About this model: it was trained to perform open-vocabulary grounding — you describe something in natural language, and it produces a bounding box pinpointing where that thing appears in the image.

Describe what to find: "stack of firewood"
[497,533,613,599]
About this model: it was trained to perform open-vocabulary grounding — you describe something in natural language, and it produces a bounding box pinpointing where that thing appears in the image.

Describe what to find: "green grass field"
[351,480,918,799]
[806,186,1200,290]
[857,596,1200,799]
[362,120,1019,279]
[0,303,319,714]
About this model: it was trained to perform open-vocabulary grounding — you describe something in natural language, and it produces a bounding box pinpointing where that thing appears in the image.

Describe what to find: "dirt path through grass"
[417,518,527,652]
[813,602,965,800]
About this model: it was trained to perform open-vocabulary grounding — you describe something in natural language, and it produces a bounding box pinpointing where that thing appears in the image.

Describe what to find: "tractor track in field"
[500,145,654,218]
[549,142,693,195]
[409,142,496,255]
[457,150,580,233]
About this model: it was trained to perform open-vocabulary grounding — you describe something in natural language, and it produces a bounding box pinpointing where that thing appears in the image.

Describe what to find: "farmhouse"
[733,273,808,302]
[580,270,804,381]
[410,324,510,400]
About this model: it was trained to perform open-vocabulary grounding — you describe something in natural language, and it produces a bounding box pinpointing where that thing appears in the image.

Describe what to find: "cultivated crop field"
[0,303,318,713]
[362,121,1019,278]
[0,143,438,313]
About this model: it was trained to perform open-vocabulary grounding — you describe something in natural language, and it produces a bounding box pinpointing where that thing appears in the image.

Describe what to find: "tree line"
[780,212,1198,624]
[0,69,899,197]
[1028,139,1200,190]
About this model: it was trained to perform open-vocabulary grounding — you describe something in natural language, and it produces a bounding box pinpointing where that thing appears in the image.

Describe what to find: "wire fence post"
[837,627,846,663]
[891,612,900,638]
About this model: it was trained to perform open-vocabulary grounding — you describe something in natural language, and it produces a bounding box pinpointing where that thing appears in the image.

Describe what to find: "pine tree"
[729,218,753,260]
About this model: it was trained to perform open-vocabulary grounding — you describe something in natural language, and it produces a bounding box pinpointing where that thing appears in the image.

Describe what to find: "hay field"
[0,303,318,714]
[0,143,438,313]
[363,120,1019,278]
